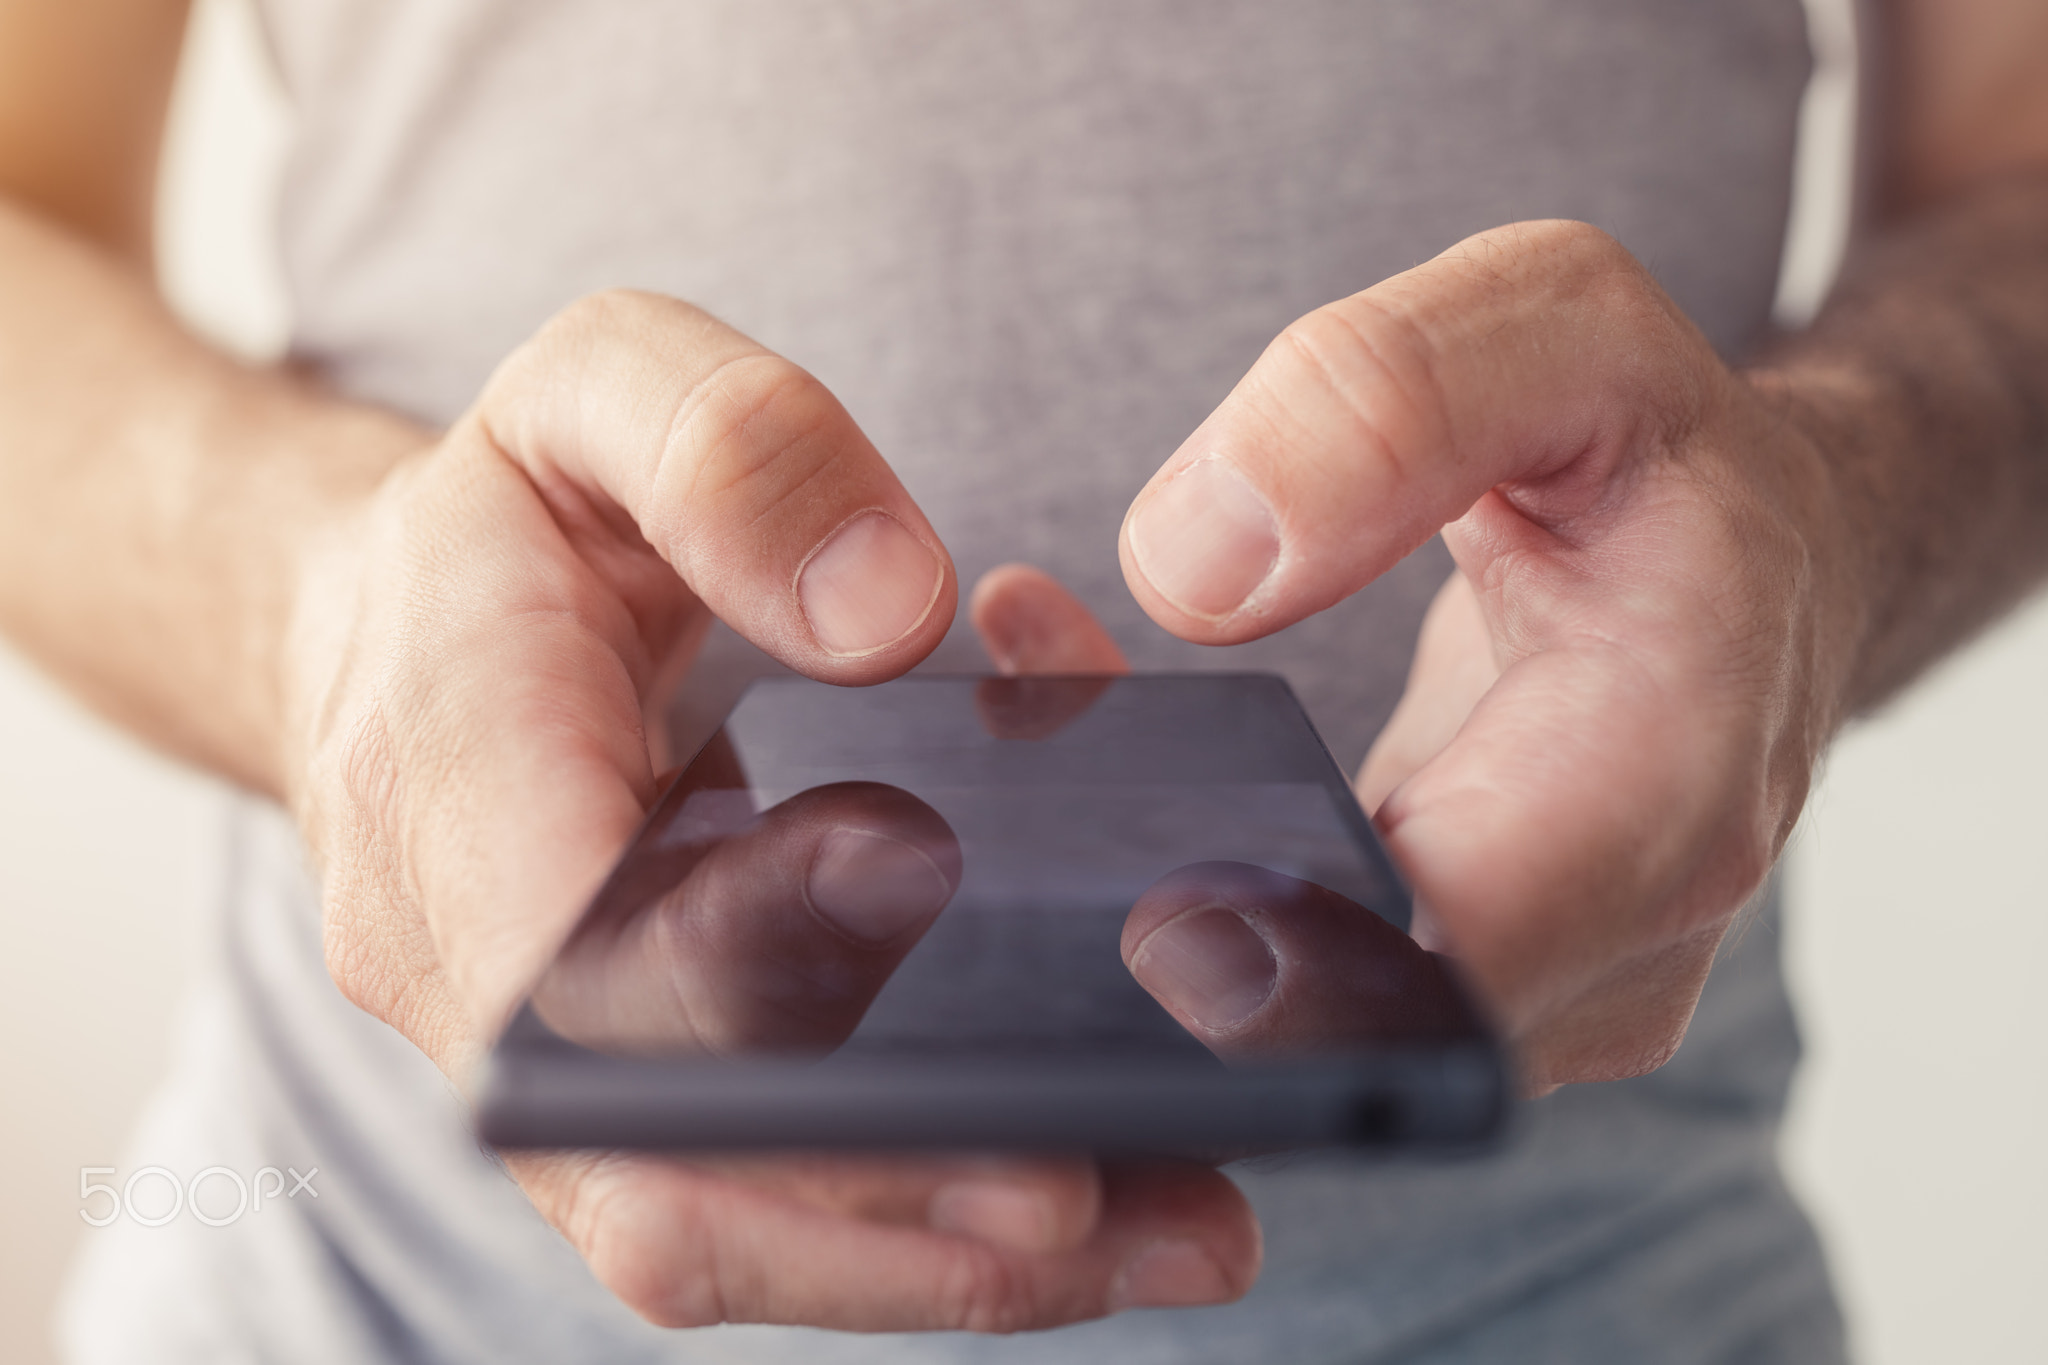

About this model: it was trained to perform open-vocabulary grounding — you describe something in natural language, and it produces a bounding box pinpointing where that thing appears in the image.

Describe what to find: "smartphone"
[475,673,1508,1156]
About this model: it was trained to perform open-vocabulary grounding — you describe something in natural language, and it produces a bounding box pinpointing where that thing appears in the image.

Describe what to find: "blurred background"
[2,1,2043,1360]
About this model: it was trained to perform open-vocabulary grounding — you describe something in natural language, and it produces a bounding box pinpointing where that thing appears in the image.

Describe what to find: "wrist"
[1730,362,1891,734]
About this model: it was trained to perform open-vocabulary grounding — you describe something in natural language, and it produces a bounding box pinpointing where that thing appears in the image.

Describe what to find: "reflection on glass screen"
[523,675,1478,1068]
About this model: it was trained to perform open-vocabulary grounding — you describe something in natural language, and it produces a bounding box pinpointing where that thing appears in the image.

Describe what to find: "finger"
[477,290,956,681]
[969,562,1130,674]
[1119,220,1717,643]
[532,782,960,1055]
[1121,861,1480,1057]
[968,564,1131,737]
[1354,570,1499,815]
[518,1149,1258,1331]
[688,1151,1103,1254]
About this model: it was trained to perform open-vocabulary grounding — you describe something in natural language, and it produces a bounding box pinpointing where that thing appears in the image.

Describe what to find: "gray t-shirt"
[62,4,1845,1361]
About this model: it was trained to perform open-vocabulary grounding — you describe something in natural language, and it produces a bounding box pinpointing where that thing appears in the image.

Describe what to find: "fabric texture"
[62,3,1845,1361]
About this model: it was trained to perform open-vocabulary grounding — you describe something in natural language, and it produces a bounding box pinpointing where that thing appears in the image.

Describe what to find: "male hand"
[280,293,1258,1331]
[1115,221,1858,1092]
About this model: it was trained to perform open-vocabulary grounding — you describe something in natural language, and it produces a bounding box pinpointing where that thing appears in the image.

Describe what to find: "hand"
[1115,221,1858,1091]
[280,294,1257,1330]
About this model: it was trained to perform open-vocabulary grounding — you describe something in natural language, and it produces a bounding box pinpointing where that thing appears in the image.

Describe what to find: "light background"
[2,1,2043,1360]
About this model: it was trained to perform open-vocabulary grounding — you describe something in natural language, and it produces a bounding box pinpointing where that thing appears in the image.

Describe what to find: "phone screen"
[481,674,1504,1152]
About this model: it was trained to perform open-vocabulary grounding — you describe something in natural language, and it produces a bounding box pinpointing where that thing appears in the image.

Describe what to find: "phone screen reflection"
[521,675,1482,1069]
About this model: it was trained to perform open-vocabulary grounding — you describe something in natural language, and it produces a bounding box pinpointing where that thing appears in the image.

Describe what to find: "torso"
[62,7,1843,1362]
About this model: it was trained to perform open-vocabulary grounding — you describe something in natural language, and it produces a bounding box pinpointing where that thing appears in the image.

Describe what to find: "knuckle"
[319,894,383,1015]
[650,350,857,551]
[1542,996,1692,1086]
[1528,217,1629,268]
[306,696,458,1047]
[1612,1028,1687,1081]
[569,1162,731,1329]
[1487,219,1644,301]
[933,1243,1037,1335]
[497,288,706,427]
[551,286,673,341]
[330,696,400,824]
[309,711,400,1000]
[611,1258,726,1331]
[1509,219,1667,332]
[676,350,838,484]
[1716,831,1777,914]
[317,866,437,1036]
[1532,228,1712,441]
[1446,219,1631,300]
[1275,298,1450,488]
[502,289,667,395]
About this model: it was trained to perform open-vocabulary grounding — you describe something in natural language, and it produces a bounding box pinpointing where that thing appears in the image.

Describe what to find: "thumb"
[1119,220,1715,644]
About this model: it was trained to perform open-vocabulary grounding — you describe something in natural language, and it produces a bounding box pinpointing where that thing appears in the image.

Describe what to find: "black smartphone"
[475,673,1508,1156]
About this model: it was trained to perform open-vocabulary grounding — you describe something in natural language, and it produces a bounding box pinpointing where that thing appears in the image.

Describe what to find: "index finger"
[476,289,956,679]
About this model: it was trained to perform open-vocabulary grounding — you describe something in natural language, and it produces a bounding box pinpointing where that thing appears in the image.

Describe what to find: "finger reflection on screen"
[530,781,960,1057]
[1123,860,1484,1059]
[973,674,1117,740]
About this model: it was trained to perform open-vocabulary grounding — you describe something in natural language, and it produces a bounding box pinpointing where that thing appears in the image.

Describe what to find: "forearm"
[0,198,423,793]
[1754,171,2048,715]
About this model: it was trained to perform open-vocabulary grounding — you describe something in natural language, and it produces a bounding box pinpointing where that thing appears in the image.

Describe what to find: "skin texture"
[1121,219,1857,1087]
[2,0,2047,1334]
